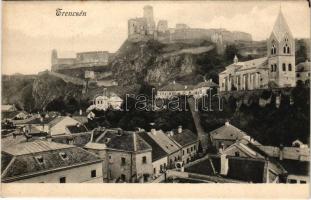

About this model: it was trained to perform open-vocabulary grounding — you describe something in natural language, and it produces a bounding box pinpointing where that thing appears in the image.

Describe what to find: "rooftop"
[168,129,198,147]
[147,130,180,154]
[210,122,248,141]
[1,140,102,182]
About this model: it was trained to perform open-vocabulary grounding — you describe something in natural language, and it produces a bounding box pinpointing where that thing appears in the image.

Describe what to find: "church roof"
[271,9,293,42]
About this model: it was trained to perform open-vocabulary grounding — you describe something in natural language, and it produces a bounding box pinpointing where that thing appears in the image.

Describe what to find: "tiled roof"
[220,57,268,75]
[168,129,198,147]
[137,131,168,162]
[90,129,152,152]
[1,105,16,112]
[2,111,27,120]
[257,145,310,161]
[52,133,92,147]
[158,82,191,91]
[24,116,57,125]
[210,123,248,141]
[147,130,179,154]
[271,10,293,42]
[296,61,310,72]
[1,141,102,182]
[2,140,74,156]
[66,124,88,134]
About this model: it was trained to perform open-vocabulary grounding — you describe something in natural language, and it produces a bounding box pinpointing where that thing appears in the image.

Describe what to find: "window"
[235,152,240,157]
[274,64,277,72]
[191,147,193,152]
[121,157,126,165]
[300,180,307,184]
[288,64,292,71]
[142,156,147,164]
[153,168,156,174]
[271,65,274,72]
[35,156,44,165]
[271,44,276,55]
[59,152,68,160]
[160,165,163,172]
[308,73,310,77]
[120,174,126,181]
[183,150,185,155]
[282,63,286,71]
[59,177,66,183]
[91,170,96,178]
[174,157,177,161]
[297,73,300,77]
[187,148,189,153]
[289,179,297,184]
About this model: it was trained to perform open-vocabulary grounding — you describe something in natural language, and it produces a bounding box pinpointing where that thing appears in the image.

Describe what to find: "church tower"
[267,9,296,87]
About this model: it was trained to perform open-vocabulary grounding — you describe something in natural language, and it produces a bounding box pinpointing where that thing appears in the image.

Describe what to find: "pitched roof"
[271,9,293,42]
[2,140,74,156]
[1,105,16,112]
[66,124,88,134]
[2,111,27,120]
[210,123,248,141]
[158,82,192,91]
[137,131,168,161]
[147,130,180,154]
[296,61,311,72]
[168,129,198,147]
[89,129,152,152]
[1,141,102,182]
[24,115,57,125]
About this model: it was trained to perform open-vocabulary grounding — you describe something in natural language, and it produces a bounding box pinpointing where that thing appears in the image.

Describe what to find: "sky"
[2,1,310,75]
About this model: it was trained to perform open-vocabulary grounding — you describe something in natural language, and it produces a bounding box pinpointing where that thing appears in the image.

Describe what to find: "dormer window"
[35,156,44,165]
[59,152,68,160]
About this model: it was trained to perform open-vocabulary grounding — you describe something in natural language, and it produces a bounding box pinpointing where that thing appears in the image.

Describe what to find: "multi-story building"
[1,140,103,183]
[167,126,199,165]
[156,80,218,99]
[84,129,153,183]
[219,9,296,92]
[87,90,123,111]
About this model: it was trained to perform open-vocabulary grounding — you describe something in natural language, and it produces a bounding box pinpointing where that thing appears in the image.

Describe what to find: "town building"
[2,110,29,121]
[145,129,181,169]
[23,115,84,136]
[137,131,168,178]
[1,104,17,112]
[87,90,123,111]
[296,60,310,85]
[156,80,218,99]
[209,121,252,151]
[85,129,153,183]
[219,9,296,92]
[167,126,199,164]
[1,140,103,183]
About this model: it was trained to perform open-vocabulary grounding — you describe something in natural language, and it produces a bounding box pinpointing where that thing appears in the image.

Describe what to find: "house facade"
[219,9,296,92]
[85,129,153,183]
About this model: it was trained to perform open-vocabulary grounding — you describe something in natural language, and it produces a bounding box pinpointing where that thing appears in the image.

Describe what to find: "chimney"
[151,128,157,135]
[177,125,182,134]
[133,132,137,152]
[117,129,123,136]
[184,85,187,89]
[173,80,176,84]
[233,55,238,64]
[79,109,83,116]
[169,131,174,136]
[279,144,284,160]
[220,153,229,176]
[225,121,230,126]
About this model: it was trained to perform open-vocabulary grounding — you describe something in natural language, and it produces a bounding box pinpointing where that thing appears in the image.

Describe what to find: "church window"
[274,64,277,72]
[283,44,290,54]
[271,44,276,55]
[288,64,292,71]
[287,46,290,54]
[282,63,286,71]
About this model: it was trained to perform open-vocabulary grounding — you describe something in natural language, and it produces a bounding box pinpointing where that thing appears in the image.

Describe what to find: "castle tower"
[267,9,296,87]
[143,5,155,35]
[51,49,58,71]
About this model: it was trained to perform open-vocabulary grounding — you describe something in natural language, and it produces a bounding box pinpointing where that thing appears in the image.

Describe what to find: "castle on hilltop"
[128,5,252,50]
[51,49,112,72]
[219,9,296,92]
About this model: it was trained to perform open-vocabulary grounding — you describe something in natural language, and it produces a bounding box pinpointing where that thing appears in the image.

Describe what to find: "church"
[219,9,296,92]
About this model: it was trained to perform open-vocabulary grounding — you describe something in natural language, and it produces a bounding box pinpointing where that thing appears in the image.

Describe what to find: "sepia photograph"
[1,0,310,197]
